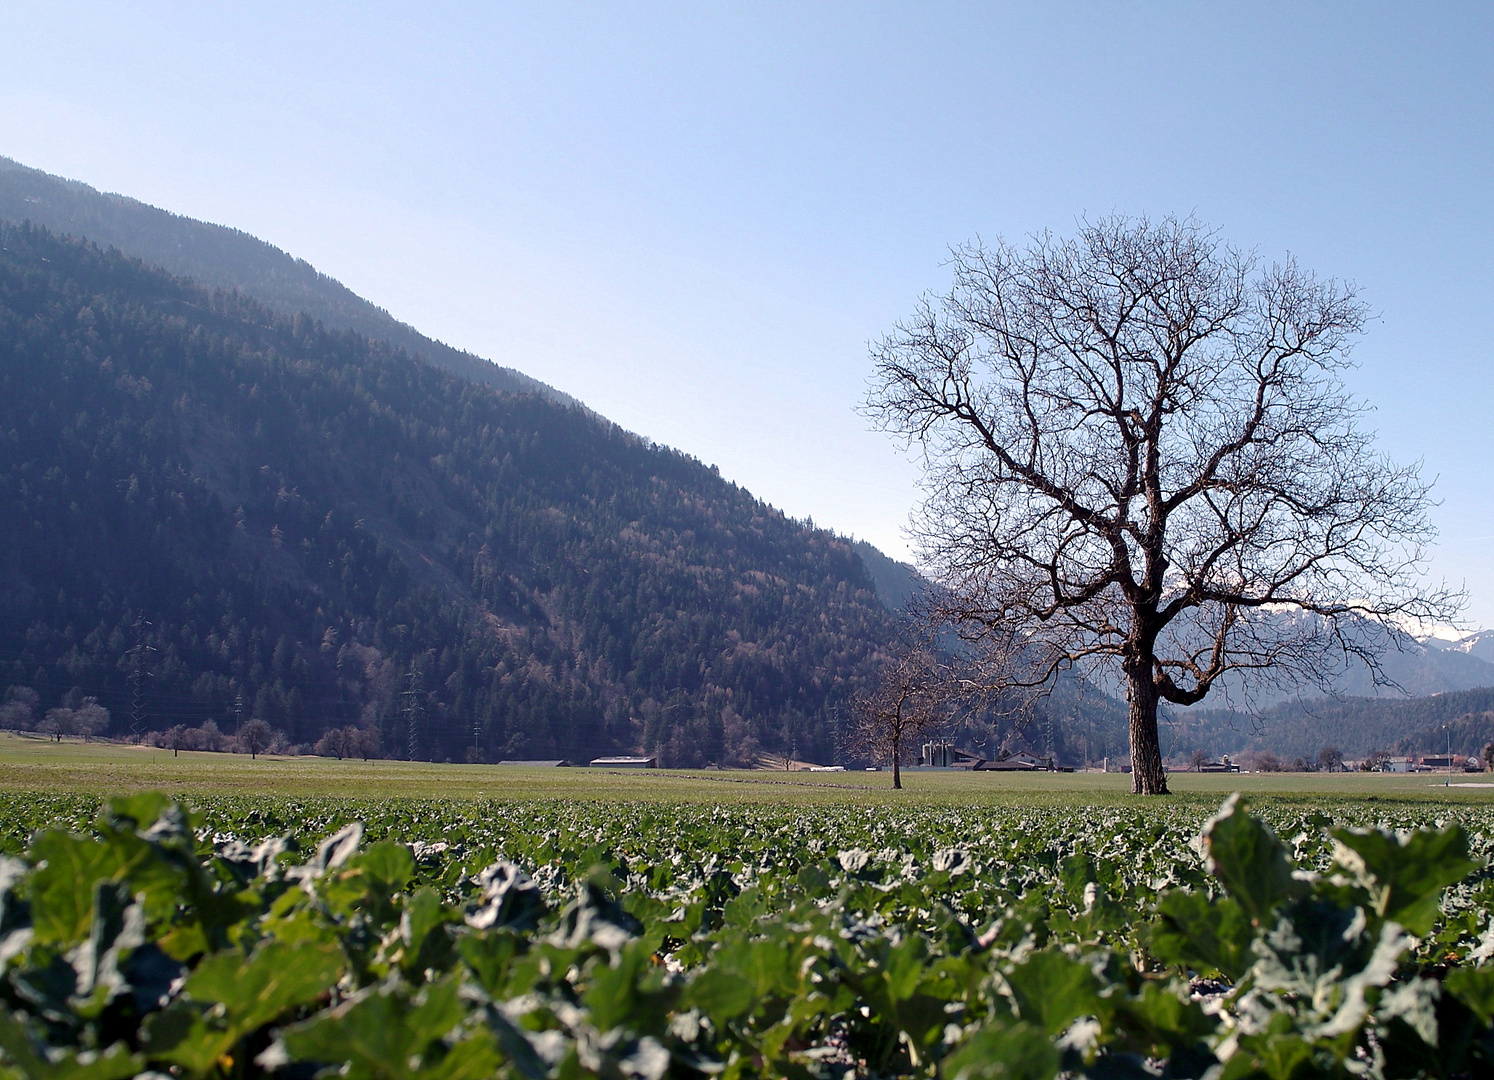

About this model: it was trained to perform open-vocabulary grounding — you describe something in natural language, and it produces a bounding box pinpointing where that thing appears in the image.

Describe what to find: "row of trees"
[1182,746,1352,773]
[311,724,383,760]
[0,687,110,741]
[151,719,384,760]
[3,684,385,762]
[150,720,279,759]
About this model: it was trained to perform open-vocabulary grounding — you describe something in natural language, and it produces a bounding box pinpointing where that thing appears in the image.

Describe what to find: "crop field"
[3,737,1494,1077]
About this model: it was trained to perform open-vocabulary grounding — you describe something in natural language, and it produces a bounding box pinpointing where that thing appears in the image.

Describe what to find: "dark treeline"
[1397,706,1494,760]
[0,223,897,764]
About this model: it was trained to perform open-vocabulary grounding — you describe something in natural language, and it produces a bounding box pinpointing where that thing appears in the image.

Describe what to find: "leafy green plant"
[0,792,1488,1078]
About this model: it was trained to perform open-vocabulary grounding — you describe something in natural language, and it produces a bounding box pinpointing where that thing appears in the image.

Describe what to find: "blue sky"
[2,2,1491,627]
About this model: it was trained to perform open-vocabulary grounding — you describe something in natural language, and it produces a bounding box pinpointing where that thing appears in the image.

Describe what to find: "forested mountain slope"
[850,540,924,614]
[0,223,896,763]
[1162,687,1494,762]
[0,156,574,407]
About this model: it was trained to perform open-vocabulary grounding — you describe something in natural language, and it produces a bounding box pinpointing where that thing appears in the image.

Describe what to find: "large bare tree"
[867,216,1459,794]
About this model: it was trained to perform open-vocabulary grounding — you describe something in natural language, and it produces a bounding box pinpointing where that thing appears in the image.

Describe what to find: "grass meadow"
[3,730,1491,811]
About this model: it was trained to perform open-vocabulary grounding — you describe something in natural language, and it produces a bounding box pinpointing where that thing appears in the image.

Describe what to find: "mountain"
[1138,610,1494,714]
[0,222,897,764]
[1162,687,1494,762]
[1424,629,1494,665]
[850,540,924,614]
[0,156,577,408]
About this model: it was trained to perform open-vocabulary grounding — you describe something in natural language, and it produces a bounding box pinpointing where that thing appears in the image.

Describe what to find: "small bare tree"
[198,720,226,752]
[315,726,350,760]
[240,718,272,760]
[163,725,188,756]
[38,708,71,742]
[1252,750,1284,774]
[355,725,383,761]
[850,644,950,789]
[868,216,1459,794]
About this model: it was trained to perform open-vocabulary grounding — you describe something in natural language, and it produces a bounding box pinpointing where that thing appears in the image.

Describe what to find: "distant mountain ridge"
[0,156,578,408]
[1424,629,1494,665]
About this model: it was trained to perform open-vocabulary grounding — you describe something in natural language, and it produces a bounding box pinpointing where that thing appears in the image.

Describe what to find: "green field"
[4,732,1494,1077]
[4,731,1492,809]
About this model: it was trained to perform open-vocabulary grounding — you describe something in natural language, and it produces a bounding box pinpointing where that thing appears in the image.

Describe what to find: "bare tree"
[1252,750,1284,774]
[1188,748,1208,772]
[315,725,366,760]
[198,720,226,753]
[38,708,71,742]
[240,718,272,760]
[162,725,188,756]
[0,687,39,730]
[71,697,109,740]
[850,644,950,789]
[355,725,383,761]
[868,216,1459,794]
[314,727,348,759]
[1318,745,1345,773]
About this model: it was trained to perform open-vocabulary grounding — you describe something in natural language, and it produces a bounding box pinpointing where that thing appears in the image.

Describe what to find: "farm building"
[980,752,1051,771]
[589,756,658,769]
[1418,755,1482,772]
[917,740,985,769]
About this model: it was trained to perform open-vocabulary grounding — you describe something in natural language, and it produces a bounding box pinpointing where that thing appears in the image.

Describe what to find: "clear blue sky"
[3,2,1491,628]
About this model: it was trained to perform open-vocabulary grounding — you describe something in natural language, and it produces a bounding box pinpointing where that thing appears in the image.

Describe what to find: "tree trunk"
[1126,673,1169,795]
[891,732,902,789]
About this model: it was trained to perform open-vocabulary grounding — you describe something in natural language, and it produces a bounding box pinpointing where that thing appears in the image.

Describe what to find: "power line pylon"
[402,668,424,761]
[128,618,156,743]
